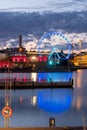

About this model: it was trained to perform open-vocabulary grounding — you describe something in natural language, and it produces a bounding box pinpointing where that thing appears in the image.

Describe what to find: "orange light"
[19,47,23,52]
[32,56,36,60]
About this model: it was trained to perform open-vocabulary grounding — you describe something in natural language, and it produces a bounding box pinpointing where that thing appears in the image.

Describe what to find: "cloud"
[0,0,87,13]
[24,38,38,51]
[0,11,87,38]
[0,11,87,52]
[0,32,87,53]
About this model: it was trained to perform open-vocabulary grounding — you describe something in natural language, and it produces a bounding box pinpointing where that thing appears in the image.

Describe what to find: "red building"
[38,55,48,62]
[12,55,27,62]
[0,61,10,68]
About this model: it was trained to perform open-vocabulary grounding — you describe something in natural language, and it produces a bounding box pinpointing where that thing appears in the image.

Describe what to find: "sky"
[0,0,87,52]
[0,0,87,12]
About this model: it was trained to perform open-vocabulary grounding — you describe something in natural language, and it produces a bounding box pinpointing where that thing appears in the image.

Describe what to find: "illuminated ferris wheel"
[38,31,72,62]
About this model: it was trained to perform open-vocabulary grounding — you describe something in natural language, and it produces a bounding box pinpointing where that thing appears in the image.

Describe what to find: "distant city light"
[49,60,53,65]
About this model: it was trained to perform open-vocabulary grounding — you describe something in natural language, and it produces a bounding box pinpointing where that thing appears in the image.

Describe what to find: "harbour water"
[0,69,87,127]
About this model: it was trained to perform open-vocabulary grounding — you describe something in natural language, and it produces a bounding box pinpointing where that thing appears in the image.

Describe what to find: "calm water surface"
[0,70,87,127]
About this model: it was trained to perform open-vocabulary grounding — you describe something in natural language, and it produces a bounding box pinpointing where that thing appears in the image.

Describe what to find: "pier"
[0,127,85,130]
[0,79,73,89]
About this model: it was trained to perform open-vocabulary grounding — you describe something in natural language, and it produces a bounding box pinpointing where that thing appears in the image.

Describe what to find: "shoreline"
[0,127,86,130]
[0,68,74,90]
[0,65,77,73]
[0,80,73,89]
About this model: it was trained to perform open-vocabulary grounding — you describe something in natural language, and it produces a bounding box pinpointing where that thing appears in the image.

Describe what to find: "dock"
[0,79,73,89]
[0,127,86,130]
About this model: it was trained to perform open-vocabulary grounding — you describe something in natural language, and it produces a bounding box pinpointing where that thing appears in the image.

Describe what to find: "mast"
[2,62,13,127]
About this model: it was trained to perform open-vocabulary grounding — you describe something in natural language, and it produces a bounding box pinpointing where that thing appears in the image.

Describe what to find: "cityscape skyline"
[0,0,87,52]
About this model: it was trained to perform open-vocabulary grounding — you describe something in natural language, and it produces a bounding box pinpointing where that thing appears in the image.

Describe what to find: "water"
[0,72,72,82]
[0,70,87,127]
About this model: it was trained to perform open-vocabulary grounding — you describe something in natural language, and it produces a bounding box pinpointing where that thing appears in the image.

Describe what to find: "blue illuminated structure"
[37,89,73,113]
[37,72,72,82]
[38,31,72,65]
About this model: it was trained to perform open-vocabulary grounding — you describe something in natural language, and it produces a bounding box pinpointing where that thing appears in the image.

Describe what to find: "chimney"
[19,35,22,48]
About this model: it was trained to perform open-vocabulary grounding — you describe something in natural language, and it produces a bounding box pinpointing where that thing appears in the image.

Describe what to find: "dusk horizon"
[0,0,87,51]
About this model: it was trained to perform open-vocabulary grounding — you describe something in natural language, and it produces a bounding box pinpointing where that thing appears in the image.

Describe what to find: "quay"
[0,65,77,73]
[0,79,73,89]
[0,127,85,130]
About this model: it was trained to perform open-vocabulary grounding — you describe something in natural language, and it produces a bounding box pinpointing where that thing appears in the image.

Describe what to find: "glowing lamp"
[49,60,53,65]
[39,56,43,62]
[74,62,79,66]
[19,47,23,52]
[32,56,36,59]
[24,58,27,62]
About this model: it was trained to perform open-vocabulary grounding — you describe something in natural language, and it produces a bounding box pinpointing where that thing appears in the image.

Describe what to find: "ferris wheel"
[38,31,72,61]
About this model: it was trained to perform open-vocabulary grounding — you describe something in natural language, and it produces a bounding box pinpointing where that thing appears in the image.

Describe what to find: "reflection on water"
[38,72,72,82]
[0,70,87,127]
[74,69,82,88]
[0,72,72,82]
[37,89,73,113]
[0,88,73,127]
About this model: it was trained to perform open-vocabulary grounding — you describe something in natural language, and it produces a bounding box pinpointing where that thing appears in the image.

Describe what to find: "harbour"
[0,0,87,128]
[0,70,86,128]
[0,127,86,130]
[0,33,86,128]
[0,72,73,89]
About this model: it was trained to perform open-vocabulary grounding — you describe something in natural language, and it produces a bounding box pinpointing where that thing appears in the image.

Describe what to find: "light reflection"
[75,70,82,88]
[31,73,37,81]
[47,72,72,82]
[38,72,72,82]
[0,72,72,83]
[31,96,37,106]
[76,96,82,110]
[19,96,23,104]
[37,89,73,113]
[73,93,82,111]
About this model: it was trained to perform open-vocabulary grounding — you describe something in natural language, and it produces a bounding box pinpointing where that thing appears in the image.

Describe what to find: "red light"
[12,56,27,62]
[39,56,43,61]
[12,58,15,62]
[43,56,48,61]
[24,58,27,62]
